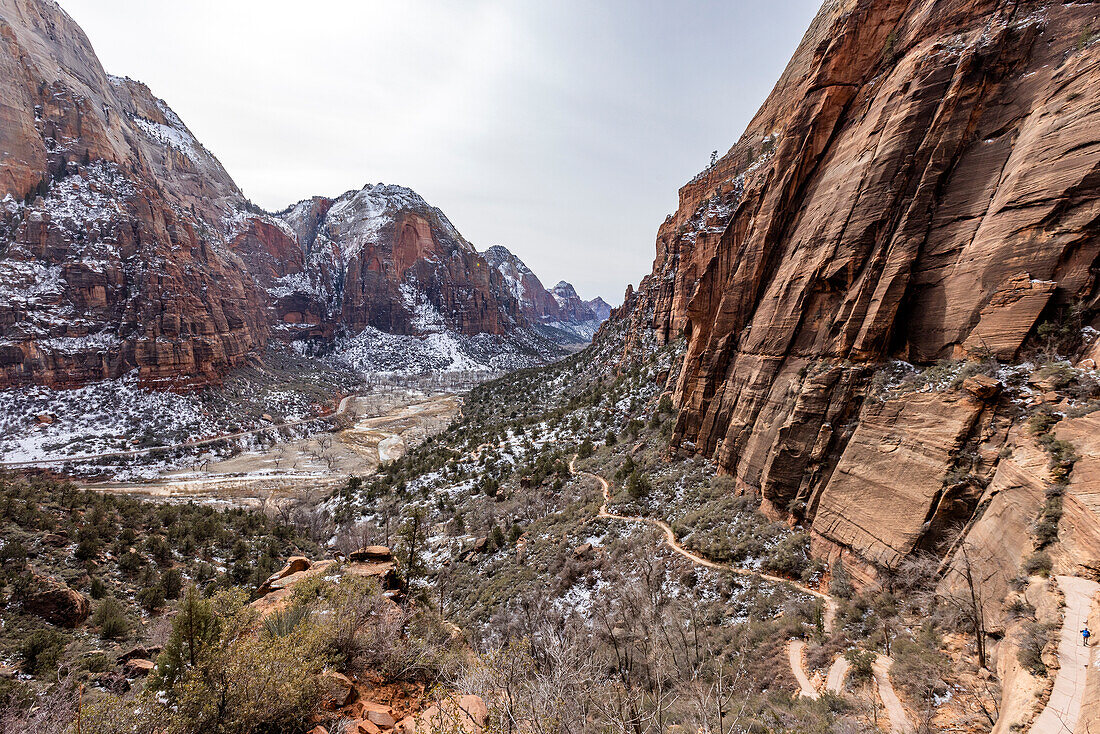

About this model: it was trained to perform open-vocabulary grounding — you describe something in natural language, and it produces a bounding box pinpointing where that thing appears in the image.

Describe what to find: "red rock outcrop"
[18,570,90,627]
[618,0,1100,580]
[229,187,541,345]
[0,0,268,388]
[483,245,564,323]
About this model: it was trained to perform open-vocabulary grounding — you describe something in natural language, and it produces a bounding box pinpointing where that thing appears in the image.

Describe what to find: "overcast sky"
[59,1,821,303]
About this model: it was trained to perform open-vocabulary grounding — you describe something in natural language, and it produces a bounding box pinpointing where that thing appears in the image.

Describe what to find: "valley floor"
[77,392,459,508]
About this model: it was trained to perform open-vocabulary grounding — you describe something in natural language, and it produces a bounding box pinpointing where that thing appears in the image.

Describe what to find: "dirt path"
[874,655,915,734]
[571,456,914,729]
[571,457,837,621]
[826,657,850,694]
[1029,575,1100,734]
[789,640,819,699]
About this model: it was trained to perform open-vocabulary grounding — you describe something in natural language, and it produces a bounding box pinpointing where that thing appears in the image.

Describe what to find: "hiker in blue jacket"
[1083,626,1092,646]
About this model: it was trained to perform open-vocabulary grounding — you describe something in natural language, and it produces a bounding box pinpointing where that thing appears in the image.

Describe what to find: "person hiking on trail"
[1083,626,1092,646]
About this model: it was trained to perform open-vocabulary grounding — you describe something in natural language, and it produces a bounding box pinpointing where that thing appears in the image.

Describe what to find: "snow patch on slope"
[320,184,469,262]
[323,326,565,376]
[133,116,202,164]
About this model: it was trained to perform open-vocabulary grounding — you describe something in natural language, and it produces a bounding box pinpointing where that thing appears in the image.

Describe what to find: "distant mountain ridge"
[0,0,602,386]
[483,245,609,344]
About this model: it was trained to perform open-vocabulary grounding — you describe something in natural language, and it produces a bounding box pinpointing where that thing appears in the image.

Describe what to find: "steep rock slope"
[227,189,568,372]
[484,245,609,343]
[0,0,569,386]
[586,296,612,322]
[0,0,269,388]
[619,0,1100,581]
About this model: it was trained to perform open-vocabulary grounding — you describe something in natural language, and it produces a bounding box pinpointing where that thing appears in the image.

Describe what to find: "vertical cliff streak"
[619,0,1100,579]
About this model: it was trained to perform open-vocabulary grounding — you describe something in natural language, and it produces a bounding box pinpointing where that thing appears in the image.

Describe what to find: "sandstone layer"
[0,0,267,387]
[615,0,1100,582]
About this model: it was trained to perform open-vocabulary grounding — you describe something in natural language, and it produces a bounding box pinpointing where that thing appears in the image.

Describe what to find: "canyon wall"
[619,0,1100,583]
[0,0,572,388]
[0,0,269,387]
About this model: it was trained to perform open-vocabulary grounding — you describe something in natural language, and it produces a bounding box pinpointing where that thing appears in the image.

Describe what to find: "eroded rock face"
[239,187,530,342]
[617,0,1100,580]
[0,0,268,388]
[809,391,983,571]
[0,0,559,389]
[483,245,608,341]
[1052,414,1100,579]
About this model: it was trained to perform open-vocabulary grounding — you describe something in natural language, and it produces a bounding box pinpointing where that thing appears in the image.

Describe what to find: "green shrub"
[83,652,111,673]
[19,629,67,675]
[138,584,166,613]
[161,568,184,600]
[764,532,810,578]
[891,632,948,704]
[626,471,651,500]
[1017,621,1051,676]
[92,597,130,640]
[845,648,876,683]
[1023,551,1053,577]
[828,558,854,600]
[263,605,313,638]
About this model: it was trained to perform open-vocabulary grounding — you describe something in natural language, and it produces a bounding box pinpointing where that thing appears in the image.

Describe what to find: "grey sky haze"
[58,1,821,303]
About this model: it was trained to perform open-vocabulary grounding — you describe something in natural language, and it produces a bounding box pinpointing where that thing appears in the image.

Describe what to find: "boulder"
[350,700,396,719]
[962,374,1002,401]
[122,658,155,677]
[573,543,592,558]
[366,709,396,729]
[348,546,394,563]
[401,695,488,734]
[19,572,90,627]
[119,644,161,663]
[321,671,356,710]
[354,720,382,734]
[255,556,313,597]
[93,671,130,694]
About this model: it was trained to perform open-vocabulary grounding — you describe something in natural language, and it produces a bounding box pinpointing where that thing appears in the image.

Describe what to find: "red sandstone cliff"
[228,187,532,342]
[0,0,267,387]
[619,0,1100,582]
[0,0,560,388]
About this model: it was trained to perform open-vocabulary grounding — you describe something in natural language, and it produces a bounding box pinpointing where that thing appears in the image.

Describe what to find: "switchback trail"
[789,640,819,699]
[570,456,836,621]
[570,456,912,730]
[874,654,915,734]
